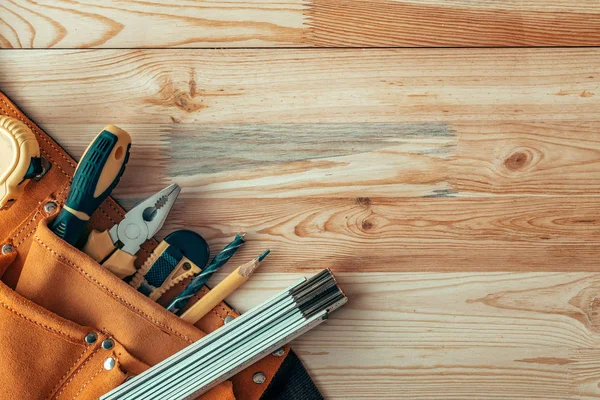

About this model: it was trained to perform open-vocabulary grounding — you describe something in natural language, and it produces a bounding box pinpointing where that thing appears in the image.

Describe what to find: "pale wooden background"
[1,2,600,399]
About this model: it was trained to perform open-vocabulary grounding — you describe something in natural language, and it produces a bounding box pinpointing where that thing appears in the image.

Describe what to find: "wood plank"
[306,0,600,47]
[0,0,304,48]
[221,272,600,399]
[40,120,600,197]
[453,121,600,196]
[1,49,598,126]
[159,196,599,273]
[1,0,600,48]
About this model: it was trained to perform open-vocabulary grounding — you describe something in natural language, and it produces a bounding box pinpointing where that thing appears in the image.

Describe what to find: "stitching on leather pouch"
[15,217,42,247]
[192,286,228,321]
[102,198,125,219]
[0,299,83,342]
[35,235,194,344]
[216,303,232,319]
[10,183,69,249]
[95,204,117,225]
[11,209,40,244]
[56,181,70,199]
[54,347,101,400]
[175,281,227,321]
[47,346,90,400]
[71,367,104,400]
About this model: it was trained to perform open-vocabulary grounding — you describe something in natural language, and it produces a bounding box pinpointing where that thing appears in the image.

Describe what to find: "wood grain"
[1,0,600,48]
[221,272,600,399]
[306,0,600,47]
[1,49,598,125]
[0,48,595,276]
[1,46,600,399]
[41,120,600,197]
[163,196,600,273]
[0,0,304,48]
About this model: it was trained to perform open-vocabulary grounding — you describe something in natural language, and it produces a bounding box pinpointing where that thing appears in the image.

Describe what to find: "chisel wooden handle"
[52,125,131,245]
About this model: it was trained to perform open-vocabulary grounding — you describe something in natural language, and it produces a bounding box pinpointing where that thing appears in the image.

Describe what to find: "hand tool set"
[1,116,347,400]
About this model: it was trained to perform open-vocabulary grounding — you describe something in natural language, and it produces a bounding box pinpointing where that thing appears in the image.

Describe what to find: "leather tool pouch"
[0,92,315,400]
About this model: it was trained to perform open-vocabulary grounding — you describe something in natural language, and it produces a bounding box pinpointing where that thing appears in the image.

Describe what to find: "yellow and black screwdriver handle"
[51,125,131,245]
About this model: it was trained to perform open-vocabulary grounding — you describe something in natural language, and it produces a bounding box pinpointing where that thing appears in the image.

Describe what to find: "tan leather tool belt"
[0,92,289,400]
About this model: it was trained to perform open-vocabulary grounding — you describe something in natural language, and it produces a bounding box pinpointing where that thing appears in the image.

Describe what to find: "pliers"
[83,184,181,278]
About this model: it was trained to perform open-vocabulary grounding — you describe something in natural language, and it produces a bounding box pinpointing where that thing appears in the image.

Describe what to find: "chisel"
[51,125,131,245]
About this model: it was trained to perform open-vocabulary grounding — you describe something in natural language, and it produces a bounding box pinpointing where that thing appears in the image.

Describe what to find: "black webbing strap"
[260,350,323,400]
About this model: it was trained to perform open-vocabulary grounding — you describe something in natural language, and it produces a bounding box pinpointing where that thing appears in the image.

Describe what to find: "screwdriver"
[51,125,131,246]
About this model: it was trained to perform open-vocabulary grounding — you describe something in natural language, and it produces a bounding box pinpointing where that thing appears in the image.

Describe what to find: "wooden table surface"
[1,2,600,399]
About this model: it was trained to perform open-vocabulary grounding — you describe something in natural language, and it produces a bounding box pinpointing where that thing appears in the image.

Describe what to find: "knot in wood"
[361,219,374,231]
[504,148,538,172]
[355,197,372,208]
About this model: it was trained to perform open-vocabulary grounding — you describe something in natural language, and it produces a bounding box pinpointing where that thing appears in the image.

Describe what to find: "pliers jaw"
[109,183,181,255]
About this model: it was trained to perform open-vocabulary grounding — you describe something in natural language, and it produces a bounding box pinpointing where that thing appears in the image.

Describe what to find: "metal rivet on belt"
[224,315,235,324]
[1,244,14,255]
[43,201,58,214]
[252,372,266,384]
[272,347,285,357]
[101,338,115,350]
[84,332,98,344]
[104,357,116,371]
